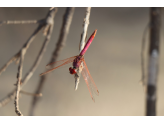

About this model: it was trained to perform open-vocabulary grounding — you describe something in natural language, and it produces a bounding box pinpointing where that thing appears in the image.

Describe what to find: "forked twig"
[0,8,57,112]
[0,24,43,76]
[74,7,91,90]
[29,7,75,116]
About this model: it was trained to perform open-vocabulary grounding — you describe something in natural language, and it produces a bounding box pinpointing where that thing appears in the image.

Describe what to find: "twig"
[146,7,161,116]
[0,8,59,76]
[0,90,15,107]
[0,24,44,76]
[14,49,25,116]
[0,8,57,108]
[20,90,42,97]
[140,23,150,87]
[0,20,41,26]
[74,7,91,90]
[21,8,57,88]
[29,7,75,116]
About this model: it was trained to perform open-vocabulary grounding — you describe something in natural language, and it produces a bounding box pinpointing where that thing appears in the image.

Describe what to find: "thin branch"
[0,7,60,76]
[0,24,44,76]
[146,7,161,116]
[0,20,41,26]
[0,90,15,107]
[29,7,75,116]
[14,49,25,116]
[140,23,150,87]
[74,7,91,90]
[20,90,42,97]
[0,8,57,108]
[21,9,57,88]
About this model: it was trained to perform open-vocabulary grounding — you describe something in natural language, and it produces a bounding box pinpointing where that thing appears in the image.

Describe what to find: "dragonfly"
[40,29,99,102]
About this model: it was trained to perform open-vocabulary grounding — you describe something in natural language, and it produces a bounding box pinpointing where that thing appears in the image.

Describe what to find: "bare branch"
[0,24,44,76]
[0,20,41,26]
[29,7,75,116]
[20,8,57,98]
[20,90,42,97]
[140,23,150,87]
[0,8,57,108]
[14,49,25,116]
[74,7,91,90]
[0,9,59,76]
[0,90,15,107]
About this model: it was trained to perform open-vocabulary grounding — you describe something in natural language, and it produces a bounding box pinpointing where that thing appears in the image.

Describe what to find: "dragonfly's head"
[69,67,77,74]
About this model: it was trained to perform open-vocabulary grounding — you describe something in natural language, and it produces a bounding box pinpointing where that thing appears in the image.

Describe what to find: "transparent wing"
[40,56,77,76]
[81,60,99,102]
[46,56,77,67]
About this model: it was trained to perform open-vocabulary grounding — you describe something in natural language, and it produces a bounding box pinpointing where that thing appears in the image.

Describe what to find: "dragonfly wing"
[40,56,77,76]
[81,60,99,102]
[46,56,77,67]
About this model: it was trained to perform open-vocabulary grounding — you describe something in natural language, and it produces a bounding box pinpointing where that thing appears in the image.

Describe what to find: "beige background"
[0,7,164,116]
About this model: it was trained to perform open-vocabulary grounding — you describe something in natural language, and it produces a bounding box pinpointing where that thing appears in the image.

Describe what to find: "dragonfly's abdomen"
[79,29,97,56]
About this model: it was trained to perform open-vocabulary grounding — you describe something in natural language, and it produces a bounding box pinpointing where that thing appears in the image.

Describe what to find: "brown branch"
[29,7,75,116]
[0,8,57,109]
[74,7,91,90]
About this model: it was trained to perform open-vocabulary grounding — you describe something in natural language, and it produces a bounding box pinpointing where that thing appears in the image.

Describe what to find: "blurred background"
[0,7,164,116]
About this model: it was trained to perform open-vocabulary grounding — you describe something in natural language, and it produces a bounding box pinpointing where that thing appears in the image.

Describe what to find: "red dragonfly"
[40,29,99,102]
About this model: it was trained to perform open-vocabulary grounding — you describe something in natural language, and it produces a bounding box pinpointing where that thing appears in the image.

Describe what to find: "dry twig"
[0,24,43,76]
[14,49,25,116]
[0,8,57,112]
[29,7,75,116]
[0,20,41,26]
[140,23,150,88]
[74,7,91,90]
[20,90,42,97]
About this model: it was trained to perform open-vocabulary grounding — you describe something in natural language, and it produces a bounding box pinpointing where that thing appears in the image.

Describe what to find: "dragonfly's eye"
[69,67,76,74]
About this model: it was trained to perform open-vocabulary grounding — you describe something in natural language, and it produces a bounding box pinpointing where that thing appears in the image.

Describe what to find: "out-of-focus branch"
[0,8,57,109]
[21,7,57,88]
[20,90,42,97]
[29,7,75,116]
[0,24,44,76]
[0,20,41,26]
[140,23,150,88]
[146,7,161,116]
[0,7,59,76]
[74,7,91,90]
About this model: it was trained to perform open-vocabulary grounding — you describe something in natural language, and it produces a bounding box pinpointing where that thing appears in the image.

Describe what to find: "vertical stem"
[74,7,91,90]
[146,7,161,116]
[79,7,91,52]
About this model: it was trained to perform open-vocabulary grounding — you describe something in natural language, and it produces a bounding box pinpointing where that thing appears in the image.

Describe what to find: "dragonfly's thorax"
[69,56,83,75]
[73,55,83,68]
